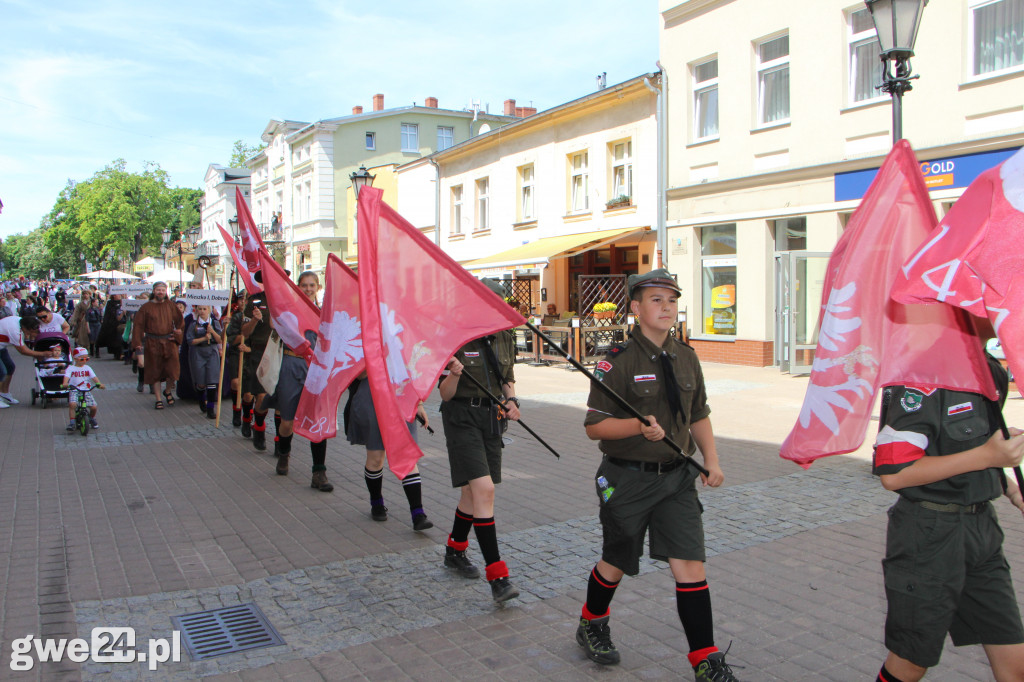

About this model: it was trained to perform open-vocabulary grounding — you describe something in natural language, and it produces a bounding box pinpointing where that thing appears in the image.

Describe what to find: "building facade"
[660,0,1024,367]
[198,164,252,289]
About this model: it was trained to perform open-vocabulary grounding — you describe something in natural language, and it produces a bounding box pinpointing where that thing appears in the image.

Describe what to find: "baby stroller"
[30,332,72,408]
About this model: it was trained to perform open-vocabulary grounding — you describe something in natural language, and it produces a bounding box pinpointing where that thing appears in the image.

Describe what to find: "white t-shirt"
[0,316,23,350]
[63,364,98,390]
[38,313,67,334]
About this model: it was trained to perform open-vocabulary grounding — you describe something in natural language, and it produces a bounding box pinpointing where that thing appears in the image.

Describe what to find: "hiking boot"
[252,429,266,451]
[575,615,620,665]
[310,470,334,492]
[443,547,480,579]
[232,411,242,427]
[694,652,741,681]
[412,513,433,531]
[275,455,289,476]
[371,504,388,521]
[241,422,252,438]
[489,576,519,603]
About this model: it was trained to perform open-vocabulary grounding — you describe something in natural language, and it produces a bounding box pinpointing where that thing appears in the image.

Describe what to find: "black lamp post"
[865,0,928,144]
[160,227,200,293]
[349,165,376,198]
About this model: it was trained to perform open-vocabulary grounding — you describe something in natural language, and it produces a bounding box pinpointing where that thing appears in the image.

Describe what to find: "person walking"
[131,282,184,410]
[186,305,223,419]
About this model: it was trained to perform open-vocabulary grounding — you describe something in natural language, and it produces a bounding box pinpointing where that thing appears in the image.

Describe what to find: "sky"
[0,0,660,241]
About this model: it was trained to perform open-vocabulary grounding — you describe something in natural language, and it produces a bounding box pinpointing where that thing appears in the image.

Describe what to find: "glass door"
[775,251,830,375]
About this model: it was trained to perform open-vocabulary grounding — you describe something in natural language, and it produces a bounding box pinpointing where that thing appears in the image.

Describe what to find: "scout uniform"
[241,294,271,398]
[873,356,1024,669]
[225,307,245,426]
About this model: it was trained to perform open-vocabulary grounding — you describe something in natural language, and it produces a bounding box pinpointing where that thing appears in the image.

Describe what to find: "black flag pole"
[452,368,560,459]
[523,320,709,478]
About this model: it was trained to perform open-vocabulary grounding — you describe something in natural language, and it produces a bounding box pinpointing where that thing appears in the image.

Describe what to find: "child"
[575,269,739,681]
[62,347,105,431]
[86,298,103,358]
[186,305,222,419]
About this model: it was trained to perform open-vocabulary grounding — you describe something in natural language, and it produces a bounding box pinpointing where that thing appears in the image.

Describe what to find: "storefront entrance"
[774,251,830,374]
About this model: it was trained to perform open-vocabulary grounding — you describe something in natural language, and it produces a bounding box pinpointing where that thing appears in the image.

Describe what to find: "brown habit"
[131,298,184,382]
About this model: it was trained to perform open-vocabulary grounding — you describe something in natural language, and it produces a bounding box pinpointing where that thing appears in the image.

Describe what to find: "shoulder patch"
[900,390,925,413]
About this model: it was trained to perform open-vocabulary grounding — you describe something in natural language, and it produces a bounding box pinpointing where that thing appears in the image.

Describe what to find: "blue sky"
[0,0,660,240]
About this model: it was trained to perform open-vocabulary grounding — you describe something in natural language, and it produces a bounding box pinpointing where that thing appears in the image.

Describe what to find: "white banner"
[110,284,151,295]
[183,289,231,307]
[122,298,145,312]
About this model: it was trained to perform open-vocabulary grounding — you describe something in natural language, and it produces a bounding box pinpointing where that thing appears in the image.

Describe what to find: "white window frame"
[611,141,633,200]
[570,151,589,212]
[756,33,791,125]
[520,164,534,221]
[451,185,463,235]
[475,178,489,231]
[401,123,419,152]
[304,180,312,222]
[692,57,719,140]
[437,126,454,151]
[365,132,376,150]
[969,0,1024,77]
[848,8,884,104]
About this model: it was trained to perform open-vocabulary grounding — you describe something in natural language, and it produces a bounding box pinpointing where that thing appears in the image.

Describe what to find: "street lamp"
[865,0,928,144]
[349,165,376,198]
[160,227,200,294]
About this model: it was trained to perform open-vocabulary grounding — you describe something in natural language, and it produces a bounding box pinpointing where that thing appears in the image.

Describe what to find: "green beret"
[627,268,682,298]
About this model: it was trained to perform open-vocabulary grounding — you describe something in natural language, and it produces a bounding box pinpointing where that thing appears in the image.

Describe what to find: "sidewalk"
[1,351,1022,680]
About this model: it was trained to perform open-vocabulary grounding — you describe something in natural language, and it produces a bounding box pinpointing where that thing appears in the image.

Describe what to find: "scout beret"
[627,268,682,298]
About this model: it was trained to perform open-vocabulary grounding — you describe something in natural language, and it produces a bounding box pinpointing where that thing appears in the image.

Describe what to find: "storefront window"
[773,217,807,251]
[700,224,737,336]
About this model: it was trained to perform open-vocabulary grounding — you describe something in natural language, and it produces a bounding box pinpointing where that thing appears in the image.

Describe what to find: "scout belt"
[916,499,989,514]
[607,456,685,474]
[450,396,493,408]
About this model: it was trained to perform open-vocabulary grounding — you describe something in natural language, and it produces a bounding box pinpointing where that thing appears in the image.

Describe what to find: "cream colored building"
[398,74,662,318]
[198,164,252,289]
[660,0,1024,367]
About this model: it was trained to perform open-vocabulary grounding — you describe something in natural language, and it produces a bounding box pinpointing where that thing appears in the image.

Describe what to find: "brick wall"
[688,339,774,367]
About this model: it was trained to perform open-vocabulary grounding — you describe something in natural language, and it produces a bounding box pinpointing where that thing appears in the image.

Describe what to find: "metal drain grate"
[172,603,284,660]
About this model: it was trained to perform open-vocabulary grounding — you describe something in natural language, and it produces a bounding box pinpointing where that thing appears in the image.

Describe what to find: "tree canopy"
[230,139,265,168]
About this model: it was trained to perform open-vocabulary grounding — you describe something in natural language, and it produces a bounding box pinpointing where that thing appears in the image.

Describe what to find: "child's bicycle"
[73,387,93,436]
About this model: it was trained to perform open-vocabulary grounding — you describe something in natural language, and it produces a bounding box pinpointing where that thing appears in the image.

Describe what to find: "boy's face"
[630,286,679,334]
[75,356,88,366]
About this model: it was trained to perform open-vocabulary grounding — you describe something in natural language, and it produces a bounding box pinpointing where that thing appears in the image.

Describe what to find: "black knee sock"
[242,399,254,424]
[582,566,620,620]
[677,581,715,663]
[137,366,145,386]
[877,665,907,682]
[310,440,327,472]
[472,516,500,567]
[401,472,423,516]
[254,411,266,429]
[447,508,474,548]
[231,390,239,412]
[205,385,217,410]
[278,434,293,455]
[274,412,282,434]
[364,467,384,506]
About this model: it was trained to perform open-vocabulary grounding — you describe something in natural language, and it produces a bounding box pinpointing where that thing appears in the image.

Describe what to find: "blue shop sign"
[834,147,1021,202]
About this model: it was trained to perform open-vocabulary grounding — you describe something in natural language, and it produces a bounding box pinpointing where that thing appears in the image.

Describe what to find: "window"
[570,151,589,212]
[451,185,463,235]
[700,224,737,336]
[401,123,418,152]
[693,58,719,139]
[971,0,1024,75]
[611,141,632,200]
[756,34,790,124]
[773,217,807,251]
[304,180,312,222]
[365,132,375,150]
[519,164,534,220]
[475,178,489,231]
[437,126,454,150]
[848,9,883,102]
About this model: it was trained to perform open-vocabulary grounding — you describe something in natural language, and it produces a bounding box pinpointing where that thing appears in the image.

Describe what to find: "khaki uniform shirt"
[448,331,516,400]
[584,331,710,463]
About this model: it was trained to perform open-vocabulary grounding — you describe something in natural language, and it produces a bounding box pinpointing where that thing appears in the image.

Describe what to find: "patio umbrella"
[106,269,140,279]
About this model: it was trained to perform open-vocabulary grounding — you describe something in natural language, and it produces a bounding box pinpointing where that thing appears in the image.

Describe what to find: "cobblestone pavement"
[2,354,1023,681]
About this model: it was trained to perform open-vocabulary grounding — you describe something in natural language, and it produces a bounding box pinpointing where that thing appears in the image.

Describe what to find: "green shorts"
[595,456,704,576]
[441,400,503,488]
[242,347,267,398]
[883,497,1024,668]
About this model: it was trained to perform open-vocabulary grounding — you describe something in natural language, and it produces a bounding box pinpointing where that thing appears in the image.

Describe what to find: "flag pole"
[991,405,1024,494]
[451,368,561,459]
[214,268,234,428]
[523,320,710,477]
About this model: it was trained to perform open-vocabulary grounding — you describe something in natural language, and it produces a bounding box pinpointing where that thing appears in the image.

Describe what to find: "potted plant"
[593,301,617,320]
[605,194,631,210]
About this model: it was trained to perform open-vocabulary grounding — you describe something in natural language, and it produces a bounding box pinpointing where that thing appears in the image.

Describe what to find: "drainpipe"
[428,157,442,246]
[644,65,667,268]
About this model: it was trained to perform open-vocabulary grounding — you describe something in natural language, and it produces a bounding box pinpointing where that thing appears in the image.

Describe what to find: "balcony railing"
[257,222,286,244]
[195,242,221,258]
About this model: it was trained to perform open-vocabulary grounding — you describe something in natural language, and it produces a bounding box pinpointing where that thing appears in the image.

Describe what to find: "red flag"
[294,254,365,441]
[217,224,262,295]
[892,147,1024,391]
[781,141,995,467]
[235,187,264,273]
[258,247,319,361]
[357,187,523,478]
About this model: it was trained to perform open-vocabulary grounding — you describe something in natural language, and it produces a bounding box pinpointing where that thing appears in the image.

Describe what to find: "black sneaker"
[66,422,75,432]
[241,422,252,438]
[371,504,388,522]
[694,651,741,681]
[412,513,433,531]
[443,547,480,579]
[489,576,519,603]
[575,615,620,665]
[89,419,99,429]
[232,412,242,427]
[252,430,266,451]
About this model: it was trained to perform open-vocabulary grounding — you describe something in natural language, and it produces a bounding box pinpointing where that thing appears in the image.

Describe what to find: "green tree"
[40,180,87,277]
[164,186,203,241]
[229,139,265,168]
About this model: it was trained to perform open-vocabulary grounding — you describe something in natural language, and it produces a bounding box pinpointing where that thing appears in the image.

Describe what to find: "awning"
[463,227,645,271]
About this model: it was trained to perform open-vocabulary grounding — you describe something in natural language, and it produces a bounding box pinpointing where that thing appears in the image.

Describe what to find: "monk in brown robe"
[132,282,184,409]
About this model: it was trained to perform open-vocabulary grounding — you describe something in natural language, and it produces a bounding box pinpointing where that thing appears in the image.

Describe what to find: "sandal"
[163,391,175,406]
[155,399,165,410]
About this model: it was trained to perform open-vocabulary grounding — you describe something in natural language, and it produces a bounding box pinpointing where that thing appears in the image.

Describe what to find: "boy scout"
[239,291,272,450]
[873,348,1024,682]
[575,269,740,681]
[438,278,522,604]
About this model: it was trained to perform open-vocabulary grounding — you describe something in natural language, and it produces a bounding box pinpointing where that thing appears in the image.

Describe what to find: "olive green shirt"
[242,295,271,348]
[447,331,516,400]
[584,331,710,463]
